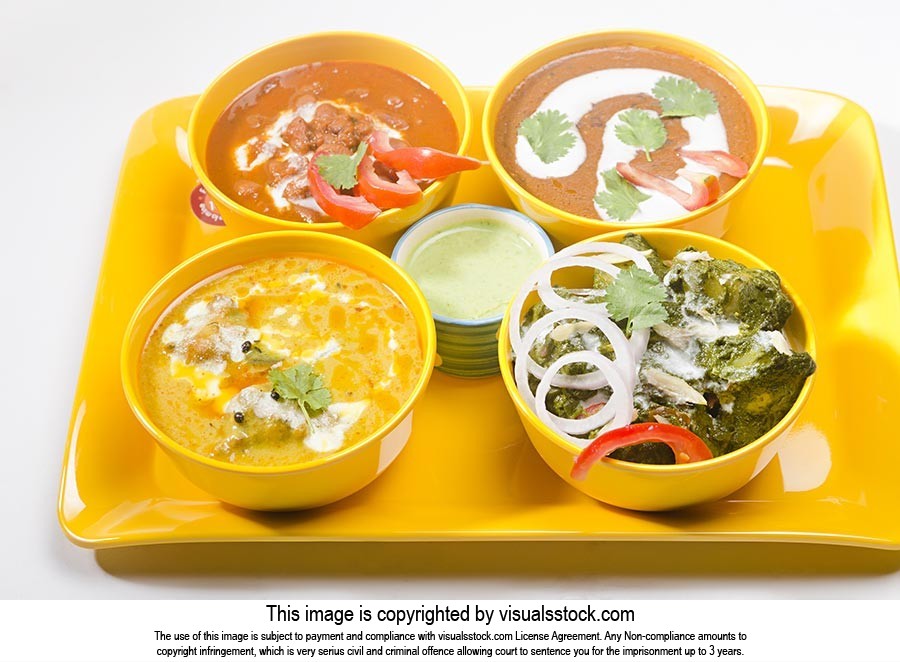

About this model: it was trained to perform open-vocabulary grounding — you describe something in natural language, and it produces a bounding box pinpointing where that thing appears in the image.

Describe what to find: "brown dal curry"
[495,46,757,220]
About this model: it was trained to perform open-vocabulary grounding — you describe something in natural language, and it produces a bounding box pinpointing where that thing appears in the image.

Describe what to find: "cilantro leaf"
[594,169,651,221]
[269,364,333,417]
[314,142,368,190]
[518,109,576,164]
[603,265,668,335]
[652,76,718,118]
[614,109,667,161]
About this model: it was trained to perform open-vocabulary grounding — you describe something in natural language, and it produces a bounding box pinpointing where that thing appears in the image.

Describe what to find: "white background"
[1,0,898,600]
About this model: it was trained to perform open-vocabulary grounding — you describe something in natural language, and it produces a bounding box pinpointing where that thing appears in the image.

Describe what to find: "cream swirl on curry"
[206,61,480,229]
[496,47,757,222]
[231,100,404,216]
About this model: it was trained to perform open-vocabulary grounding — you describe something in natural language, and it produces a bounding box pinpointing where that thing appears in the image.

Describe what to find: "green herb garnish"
[518,109,576,164]
[652,76,718,118]
[603,265,668,334]
[314,142,368,190]
[242,340,282,367]
[268,364,333,428]
[614,109,667,161]
[593,169,651,221]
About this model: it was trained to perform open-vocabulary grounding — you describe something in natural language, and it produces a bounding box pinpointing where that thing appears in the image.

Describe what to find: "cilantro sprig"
[518,109,576,164]
[603,265,668,334]
[314,142,368,190]
[614,109,667,161]
[594,169,650,221]
[652,76,718,119]
[268,364,333,428]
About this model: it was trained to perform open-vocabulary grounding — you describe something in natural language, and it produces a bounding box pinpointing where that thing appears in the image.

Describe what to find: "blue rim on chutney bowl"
[392,204,554,378]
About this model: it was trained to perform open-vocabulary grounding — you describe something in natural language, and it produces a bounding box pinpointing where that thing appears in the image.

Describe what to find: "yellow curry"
[139,255,423,466]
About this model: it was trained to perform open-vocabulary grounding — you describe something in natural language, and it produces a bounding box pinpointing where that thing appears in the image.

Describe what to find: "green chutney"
[403,218,544,320]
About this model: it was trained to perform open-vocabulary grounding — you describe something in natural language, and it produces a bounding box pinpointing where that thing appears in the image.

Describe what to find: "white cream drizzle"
[756,330,793,355]
[514,68,730,222]
[233,100,404,213]
[226,386,307,430]
[162,297,261,371]
[674,250,713,262]
[289,273,326,289]
[224,387,369,453]
[302,339,342,363]
[265,153,311,212]
[645,312,741,386]
[305,401,369,453]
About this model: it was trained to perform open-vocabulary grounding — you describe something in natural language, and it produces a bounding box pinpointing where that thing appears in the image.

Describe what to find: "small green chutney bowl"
[392,203,554,378]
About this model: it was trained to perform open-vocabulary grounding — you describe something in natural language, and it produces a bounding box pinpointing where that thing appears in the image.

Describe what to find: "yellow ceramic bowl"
[498,229,816,511]
[483,31,770,246]
[121,232,437,511]
[188,32,472,254]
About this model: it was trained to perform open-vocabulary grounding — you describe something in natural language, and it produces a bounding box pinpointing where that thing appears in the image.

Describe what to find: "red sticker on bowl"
[190,184,225,226]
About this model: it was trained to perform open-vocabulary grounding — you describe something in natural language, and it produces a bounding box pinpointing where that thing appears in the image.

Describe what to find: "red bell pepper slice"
[357,155,423,210]
[308,157,380,230]
[367,130,482,179]
[680,170,721,209]
[570,422,713,480]
[678,149,749,178]
[368,130,399,158]
[616,162,720,212]
[580,401,607,417]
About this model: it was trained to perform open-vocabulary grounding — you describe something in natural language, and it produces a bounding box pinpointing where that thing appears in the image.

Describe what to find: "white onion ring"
[509,241,655,355]
[535,256,619,315]
[514,309,634,401]
[555,241,653,272]
[508,263,553,356]
[533,254,651,381]
[508,258,608,357]
[508,240,658,418]
[630,327,651,368]
[533,350,633,446]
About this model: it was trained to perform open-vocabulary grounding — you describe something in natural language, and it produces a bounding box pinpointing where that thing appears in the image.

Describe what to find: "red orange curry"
[206,61,460,225]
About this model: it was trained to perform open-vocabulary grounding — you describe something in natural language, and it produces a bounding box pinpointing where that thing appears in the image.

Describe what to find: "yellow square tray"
[59,87,900,550]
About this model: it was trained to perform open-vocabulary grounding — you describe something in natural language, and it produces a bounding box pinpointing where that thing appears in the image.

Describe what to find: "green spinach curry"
[523,234,815,464]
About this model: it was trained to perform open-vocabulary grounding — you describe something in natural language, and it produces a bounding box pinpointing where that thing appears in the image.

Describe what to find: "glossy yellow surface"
[121,232,436,510]
[59,87,900,549]
[483,30,770,245]
[499,228,816,511]
[188,32,472,254]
